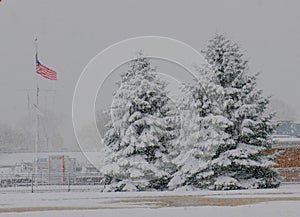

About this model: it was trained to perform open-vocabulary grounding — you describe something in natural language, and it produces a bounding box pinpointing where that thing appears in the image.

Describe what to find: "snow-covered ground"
[0,202,298,217]
[0,183,299,216]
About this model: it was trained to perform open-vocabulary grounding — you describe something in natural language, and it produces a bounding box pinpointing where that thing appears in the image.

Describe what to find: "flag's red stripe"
[36,63,57,80]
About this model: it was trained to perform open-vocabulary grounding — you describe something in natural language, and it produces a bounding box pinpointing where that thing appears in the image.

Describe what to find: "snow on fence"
[0,173,106,193]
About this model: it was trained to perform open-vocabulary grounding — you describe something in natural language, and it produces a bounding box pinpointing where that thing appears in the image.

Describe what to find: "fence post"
[31,173,34,193]
[68,173,70,192]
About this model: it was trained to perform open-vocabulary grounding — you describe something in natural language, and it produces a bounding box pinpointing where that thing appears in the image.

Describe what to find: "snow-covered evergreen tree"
[101,55,178,191]
[200,34,279,189]
[168,77,233,190]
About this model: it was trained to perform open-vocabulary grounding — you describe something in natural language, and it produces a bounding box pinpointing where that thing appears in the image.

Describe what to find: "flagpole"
[34,38,39,185]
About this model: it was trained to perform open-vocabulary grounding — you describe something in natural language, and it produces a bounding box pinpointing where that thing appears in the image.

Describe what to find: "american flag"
[36,54,57,80]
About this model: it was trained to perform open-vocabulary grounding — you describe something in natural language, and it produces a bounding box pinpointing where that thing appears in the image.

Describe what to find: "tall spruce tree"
[101,55,177,191]
[201,34,279,189]
[168,80,233,190]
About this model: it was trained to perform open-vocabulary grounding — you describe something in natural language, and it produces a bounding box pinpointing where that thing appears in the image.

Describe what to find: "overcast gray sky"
[1,0,300,149]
